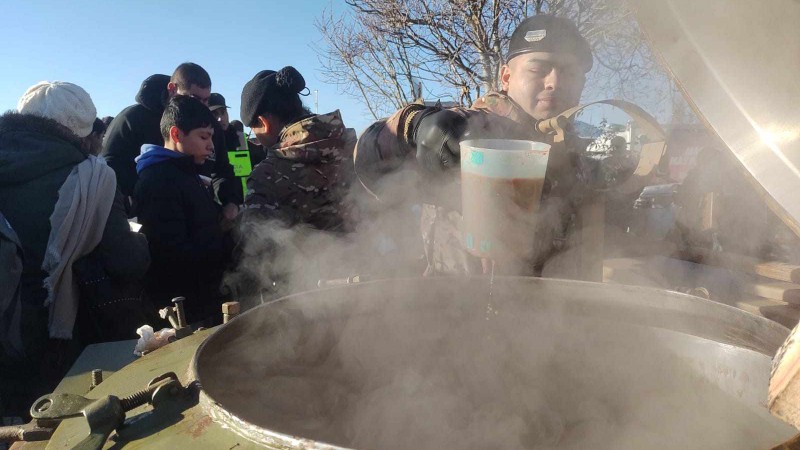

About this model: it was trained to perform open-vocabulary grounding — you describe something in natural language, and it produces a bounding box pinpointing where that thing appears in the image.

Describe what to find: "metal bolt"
[119,373,179,412]
[172,297,187,328]
[90,369,103,390]
[159,306,179,329]
[222,301,240,323]
[119,387,155,411]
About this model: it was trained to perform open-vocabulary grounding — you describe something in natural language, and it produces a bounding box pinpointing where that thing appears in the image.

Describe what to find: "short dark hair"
[252,93,310,128]
[160,95,215,141]
[229,120,244,133]
[91,117,106,136]
[171,62,211,91]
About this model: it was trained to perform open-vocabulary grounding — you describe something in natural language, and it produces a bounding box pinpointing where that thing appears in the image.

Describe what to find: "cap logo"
[524,30,547,42]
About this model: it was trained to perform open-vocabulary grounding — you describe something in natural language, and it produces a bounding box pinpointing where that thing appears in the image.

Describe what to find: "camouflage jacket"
[242,110,357,232]
[354,92,610,276]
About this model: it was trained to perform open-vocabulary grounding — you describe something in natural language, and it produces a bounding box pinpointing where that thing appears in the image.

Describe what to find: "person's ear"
[257,115,271,135]
[169,125,182,144]
[167,82,178,98]
[500,64,511,91]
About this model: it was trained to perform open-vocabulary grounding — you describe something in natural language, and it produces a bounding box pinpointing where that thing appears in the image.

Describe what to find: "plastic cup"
[460,139,551,261]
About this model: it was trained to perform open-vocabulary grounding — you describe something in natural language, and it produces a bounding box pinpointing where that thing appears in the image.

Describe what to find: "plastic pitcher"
[460,139,551,261]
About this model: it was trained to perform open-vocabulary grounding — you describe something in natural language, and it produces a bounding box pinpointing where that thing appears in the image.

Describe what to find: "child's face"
[177,126,215,164]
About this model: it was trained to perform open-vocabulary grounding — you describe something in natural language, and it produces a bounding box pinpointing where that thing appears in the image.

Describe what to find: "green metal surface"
[10,341,138,450]
[44,329,261,449]
[54,340,138,398]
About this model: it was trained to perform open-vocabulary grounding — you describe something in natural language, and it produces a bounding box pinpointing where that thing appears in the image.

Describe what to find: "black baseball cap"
[208,93,229,112]
[506,15,593,72]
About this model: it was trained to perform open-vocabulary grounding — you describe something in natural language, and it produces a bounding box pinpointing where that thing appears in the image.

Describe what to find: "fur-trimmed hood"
[0,111,87,186]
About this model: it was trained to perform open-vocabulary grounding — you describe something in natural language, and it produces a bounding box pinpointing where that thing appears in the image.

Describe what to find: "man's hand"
[414,109,468,172]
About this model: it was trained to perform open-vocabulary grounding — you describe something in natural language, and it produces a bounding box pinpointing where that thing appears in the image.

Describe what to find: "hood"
[271,110,356,163]
[135,144,185,173]
[135,74,170,112]
[634,0,800,237]
[0,112,86,186]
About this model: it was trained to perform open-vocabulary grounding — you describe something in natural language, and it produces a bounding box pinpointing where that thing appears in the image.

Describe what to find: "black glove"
[413,109,468,172]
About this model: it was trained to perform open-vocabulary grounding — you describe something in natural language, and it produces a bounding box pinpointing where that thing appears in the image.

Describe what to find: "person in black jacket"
[101,73,170,198]
[133,96,231,324]
[102,64,242,215]
[0,81,150,418]
[204,92,245,206]
[208,93,241,151]
[208,93,263,200]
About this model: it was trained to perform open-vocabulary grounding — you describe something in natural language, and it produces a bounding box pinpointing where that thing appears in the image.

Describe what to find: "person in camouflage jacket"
[354,15,634,276]
[231,67,358,301]
[244,109,356,230]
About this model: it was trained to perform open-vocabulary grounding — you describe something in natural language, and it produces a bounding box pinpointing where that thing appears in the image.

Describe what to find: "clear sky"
[0,0,652,138]
[0,0,376,134]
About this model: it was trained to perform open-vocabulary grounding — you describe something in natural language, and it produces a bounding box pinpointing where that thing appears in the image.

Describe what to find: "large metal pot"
[195,277,797,449]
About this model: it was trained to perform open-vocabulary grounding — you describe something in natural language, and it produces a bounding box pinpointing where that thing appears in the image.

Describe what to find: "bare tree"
[316,0,544,119]
[316,8,439,119]
[316,0,686,122]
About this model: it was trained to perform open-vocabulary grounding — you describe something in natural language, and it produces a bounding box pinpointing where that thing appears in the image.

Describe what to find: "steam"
[201,279,794,450]
[214,56,800,448]
[227,165,428,305]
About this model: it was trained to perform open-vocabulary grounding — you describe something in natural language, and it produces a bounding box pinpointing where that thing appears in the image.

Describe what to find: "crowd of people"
[0,15,632,419]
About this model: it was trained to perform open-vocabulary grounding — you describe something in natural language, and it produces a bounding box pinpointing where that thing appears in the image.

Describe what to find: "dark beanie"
[506,15,593,72]
[240,66,306,127]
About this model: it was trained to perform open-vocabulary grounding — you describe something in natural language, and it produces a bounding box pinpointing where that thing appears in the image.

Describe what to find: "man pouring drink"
[354,15,639,277]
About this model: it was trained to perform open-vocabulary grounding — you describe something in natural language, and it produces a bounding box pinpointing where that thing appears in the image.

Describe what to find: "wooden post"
[770,321,800,430]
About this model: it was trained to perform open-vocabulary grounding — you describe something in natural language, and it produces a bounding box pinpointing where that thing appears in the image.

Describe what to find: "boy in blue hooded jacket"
[133,95,229,324]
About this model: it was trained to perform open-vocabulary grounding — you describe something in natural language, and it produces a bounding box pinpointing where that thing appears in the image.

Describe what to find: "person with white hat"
[0,81,150,418]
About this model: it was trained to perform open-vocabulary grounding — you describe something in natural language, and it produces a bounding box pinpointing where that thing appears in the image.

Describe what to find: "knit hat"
[507,15,593,72]
[17,81,97,138]
[240,66,306,127]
